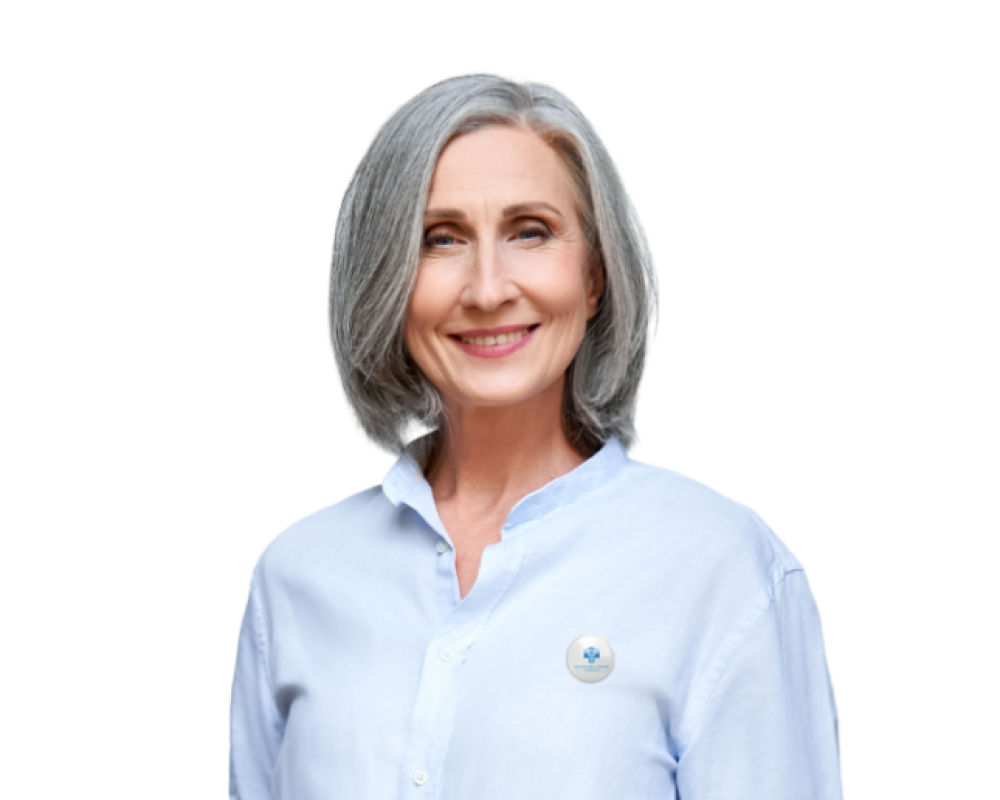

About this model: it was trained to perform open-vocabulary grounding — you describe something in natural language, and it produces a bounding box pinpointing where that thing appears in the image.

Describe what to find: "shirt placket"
[397,518,529,799]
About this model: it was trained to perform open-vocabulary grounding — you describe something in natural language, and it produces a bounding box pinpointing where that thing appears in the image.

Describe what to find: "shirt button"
[436,540,448,553]
[439,647,454,662]
[413,769,429,786]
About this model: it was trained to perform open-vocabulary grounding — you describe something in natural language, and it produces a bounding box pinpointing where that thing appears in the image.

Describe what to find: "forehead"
[427,126,575,209]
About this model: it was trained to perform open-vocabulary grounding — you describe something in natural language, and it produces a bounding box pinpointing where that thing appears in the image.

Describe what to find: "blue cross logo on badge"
[566,635,615,683]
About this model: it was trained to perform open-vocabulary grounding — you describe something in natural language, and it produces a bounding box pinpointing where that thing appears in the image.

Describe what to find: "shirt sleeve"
[676,569,842,800]
[229,579,283,800]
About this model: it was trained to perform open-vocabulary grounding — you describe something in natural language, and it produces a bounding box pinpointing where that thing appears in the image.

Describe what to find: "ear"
[585,252,606,321]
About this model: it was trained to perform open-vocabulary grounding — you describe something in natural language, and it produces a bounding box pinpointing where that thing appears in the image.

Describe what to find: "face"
[405,125,604,413]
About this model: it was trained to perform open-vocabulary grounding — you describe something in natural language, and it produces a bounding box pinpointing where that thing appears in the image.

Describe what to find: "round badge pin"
[566,634,615,683]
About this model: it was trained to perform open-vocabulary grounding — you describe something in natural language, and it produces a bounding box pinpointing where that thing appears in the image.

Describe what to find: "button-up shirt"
[229,435,842,799]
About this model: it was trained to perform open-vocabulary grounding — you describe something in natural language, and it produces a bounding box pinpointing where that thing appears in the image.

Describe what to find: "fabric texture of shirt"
[229,435,842,799]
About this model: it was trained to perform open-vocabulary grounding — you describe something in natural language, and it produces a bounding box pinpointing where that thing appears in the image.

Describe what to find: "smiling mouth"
[450,324,540,347]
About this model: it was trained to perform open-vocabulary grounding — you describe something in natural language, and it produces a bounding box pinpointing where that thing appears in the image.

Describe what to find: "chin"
[451,380,555,410]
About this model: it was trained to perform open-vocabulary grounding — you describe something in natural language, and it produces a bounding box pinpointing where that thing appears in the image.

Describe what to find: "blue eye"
[517,227,549,241]
[425,232,456,247]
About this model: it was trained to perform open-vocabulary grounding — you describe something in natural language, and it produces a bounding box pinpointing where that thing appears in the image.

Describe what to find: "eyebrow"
[424,202,565,221]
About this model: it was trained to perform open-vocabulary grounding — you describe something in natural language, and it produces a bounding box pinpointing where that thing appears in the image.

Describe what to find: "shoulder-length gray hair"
[330,74,657,457]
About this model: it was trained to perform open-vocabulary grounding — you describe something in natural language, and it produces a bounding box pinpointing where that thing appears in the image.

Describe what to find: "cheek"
[405,266,451,352]
[527,258,592,326]
[406,276,430,336]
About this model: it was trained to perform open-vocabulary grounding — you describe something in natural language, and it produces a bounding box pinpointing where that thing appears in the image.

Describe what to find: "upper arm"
[229,580,283,800]
[676,569,842,799]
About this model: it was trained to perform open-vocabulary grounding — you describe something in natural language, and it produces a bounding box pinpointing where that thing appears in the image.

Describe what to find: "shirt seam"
[249,578,283,734]
[683,566,804,753]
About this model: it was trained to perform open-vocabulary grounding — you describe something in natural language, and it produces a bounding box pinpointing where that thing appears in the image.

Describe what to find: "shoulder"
[613,455,802,593]
[251,484,389,586]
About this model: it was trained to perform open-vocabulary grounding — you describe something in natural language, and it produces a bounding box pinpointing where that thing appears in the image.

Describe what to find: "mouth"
[450,323,540,347]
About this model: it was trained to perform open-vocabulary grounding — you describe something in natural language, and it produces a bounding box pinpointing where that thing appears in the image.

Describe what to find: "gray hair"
[330,74,657,456]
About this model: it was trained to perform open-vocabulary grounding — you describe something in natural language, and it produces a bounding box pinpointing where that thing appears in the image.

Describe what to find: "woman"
[230,75,842,799]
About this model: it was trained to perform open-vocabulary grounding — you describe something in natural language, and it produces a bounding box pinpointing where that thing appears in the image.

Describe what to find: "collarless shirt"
[230,436,842,800]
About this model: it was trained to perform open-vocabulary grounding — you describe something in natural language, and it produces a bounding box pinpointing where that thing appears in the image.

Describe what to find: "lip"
[449,324,539,359]
[451,323,538,337]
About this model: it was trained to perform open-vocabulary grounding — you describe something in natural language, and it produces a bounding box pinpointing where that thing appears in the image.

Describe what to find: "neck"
[424,375,587,510]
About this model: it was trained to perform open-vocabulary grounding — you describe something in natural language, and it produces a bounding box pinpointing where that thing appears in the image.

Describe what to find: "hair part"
[330,74,657,456]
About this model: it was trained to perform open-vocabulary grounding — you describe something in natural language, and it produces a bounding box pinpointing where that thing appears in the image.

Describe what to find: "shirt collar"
[382,433,629,540]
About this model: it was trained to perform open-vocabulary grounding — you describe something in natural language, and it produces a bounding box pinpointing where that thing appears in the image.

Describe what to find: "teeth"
[460,328,531,346]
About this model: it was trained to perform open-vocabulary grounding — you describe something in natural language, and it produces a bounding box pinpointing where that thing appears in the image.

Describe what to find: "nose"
[459,243,521,312]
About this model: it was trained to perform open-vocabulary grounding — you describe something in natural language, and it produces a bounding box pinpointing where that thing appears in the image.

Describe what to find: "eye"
[513,224,551,243]
[423,228,459,248]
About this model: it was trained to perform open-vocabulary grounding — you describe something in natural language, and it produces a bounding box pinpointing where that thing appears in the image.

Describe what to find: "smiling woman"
[408,126,602,428]
[229,75,843,800]
[407,126,606,598]
[328,78,653,463]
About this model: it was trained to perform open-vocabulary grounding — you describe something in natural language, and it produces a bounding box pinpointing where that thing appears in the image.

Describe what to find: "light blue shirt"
[230,435,842,799]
